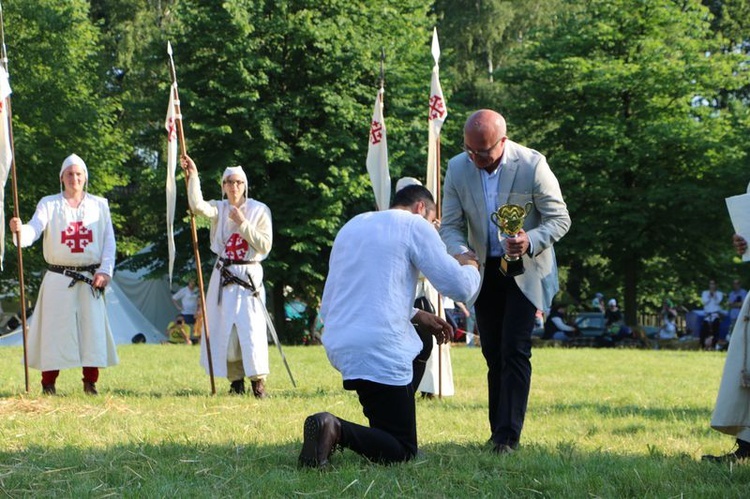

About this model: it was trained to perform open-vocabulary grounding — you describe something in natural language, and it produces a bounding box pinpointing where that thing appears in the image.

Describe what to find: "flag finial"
[431,27,440,65]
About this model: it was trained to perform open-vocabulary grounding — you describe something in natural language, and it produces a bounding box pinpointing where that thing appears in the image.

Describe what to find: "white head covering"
[608,298,617,307]
[59,153,88,193]
[60,153,88,179]
[395,176,422,192]
[222,166,248,199]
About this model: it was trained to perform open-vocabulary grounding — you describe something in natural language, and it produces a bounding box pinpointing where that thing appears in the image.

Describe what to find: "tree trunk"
[624,253,638,326]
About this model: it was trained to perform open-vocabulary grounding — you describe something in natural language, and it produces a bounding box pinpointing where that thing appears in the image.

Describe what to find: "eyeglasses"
[223,180,244,187]
[463,136,505,160]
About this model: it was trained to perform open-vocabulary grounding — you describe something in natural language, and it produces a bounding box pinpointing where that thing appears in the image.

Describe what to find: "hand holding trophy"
[490,202,533,276]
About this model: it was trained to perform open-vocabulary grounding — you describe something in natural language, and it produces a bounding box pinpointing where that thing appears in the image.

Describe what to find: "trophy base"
[500,257,525,277]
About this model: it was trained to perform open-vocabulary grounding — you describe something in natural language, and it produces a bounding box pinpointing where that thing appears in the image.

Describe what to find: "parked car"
[574,312,607,337]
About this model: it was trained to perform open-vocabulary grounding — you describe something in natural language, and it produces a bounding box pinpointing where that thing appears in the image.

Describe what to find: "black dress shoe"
[702,447,750,462]
[298,412,342,468]
[229,379,245,395]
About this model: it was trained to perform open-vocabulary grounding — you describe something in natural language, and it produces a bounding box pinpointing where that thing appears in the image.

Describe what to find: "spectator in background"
[726,279,747,341]
[591,293,605,313]
[605,298,632,340]
[658,299,678,340]
[543,303,578,341]
[164,314,192,345]
[172,278,199,328]
[700,279,724,350]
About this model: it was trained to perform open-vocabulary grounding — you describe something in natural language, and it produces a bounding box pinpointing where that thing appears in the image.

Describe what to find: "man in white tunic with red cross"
[10,154,118,395]
[182,155,273,398]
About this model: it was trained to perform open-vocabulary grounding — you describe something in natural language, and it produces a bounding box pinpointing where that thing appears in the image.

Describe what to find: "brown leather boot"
[83,381,98,395]
[251,379,267,399]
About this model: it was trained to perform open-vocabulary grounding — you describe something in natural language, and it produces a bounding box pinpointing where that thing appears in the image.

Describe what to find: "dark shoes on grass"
[83,381,98,395]
[702,444,750,463]
[229,379,268,399]
[42,382,97,395]
[298,412,342,469]
[229,379,246,395]
[251,379,267,399]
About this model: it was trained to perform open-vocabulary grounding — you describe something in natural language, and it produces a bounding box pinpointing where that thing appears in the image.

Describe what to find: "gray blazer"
[440,139,571,311]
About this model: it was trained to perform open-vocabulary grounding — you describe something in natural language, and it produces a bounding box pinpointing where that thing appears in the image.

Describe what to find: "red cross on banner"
[61,221,94,253]
[428,95,446,121]
[166,116,176,142]
[223,233,249,260]
[370,120,383,145]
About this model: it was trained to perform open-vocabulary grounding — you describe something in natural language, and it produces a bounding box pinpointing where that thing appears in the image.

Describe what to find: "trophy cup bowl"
[490,202,533,277]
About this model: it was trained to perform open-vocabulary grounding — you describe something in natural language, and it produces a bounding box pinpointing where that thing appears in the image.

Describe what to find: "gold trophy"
[490,202,533,277]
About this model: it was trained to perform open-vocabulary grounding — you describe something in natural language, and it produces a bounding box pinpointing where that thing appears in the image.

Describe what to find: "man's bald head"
[464,109,506,141]
[463,109,508,172]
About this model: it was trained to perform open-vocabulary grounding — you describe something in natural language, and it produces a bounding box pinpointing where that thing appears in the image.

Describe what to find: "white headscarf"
[59,153,88,192]
[395,176,422,192]
[221,166,249,200]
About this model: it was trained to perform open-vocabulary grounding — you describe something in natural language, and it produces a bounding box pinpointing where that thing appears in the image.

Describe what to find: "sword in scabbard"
[245,273,297,388]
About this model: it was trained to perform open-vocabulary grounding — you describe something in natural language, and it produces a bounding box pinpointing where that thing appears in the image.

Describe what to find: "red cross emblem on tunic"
[223,233,249,260]
[61,221,94,253]
[428,95,446,121]
[370,120,383,145]
[166,116,176,142]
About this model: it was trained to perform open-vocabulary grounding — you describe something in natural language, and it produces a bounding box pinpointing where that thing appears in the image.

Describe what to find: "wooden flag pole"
[0,2,29,393]
[167,42,216,395]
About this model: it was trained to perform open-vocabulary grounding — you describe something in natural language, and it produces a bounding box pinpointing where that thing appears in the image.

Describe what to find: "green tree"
[498,0,750,323]
[139,0,435,340]
[1,0,129,297]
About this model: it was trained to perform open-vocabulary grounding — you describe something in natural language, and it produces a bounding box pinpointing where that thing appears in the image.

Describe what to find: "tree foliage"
[1,0,129,295]
[496,0,750,321]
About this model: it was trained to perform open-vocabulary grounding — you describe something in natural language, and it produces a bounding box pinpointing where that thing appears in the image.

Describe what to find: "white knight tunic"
[188,176,272,378]
[711,292,750,443]
[17,193,118,371]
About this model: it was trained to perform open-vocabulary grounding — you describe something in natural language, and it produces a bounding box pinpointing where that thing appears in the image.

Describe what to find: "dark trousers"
[700,317,720,349]
[339,379,418,464]
[475,257,536,446]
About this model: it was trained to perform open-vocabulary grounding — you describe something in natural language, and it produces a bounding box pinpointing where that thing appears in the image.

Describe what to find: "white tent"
[112,264,176,334]
[0,280,167,346]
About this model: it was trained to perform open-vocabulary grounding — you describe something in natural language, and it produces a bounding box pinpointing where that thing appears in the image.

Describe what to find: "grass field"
[0,343,748,497]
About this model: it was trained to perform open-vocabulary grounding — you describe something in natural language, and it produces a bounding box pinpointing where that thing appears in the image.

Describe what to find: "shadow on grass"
[1,441,749,497]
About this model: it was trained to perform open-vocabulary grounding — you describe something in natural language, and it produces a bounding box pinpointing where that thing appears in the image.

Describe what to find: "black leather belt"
[48,264,99,274]
[47,264,102,298]
[214,259,259,304]
[218,258,257,266]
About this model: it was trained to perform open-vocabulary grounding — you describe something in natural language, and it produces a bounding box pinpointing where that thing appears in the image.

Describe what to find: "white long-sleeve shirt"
[321,209,480,386]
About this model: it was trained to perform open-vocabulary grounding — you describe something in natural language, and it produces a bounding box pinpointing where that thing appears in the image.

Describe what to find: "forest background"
[1,0,750,337]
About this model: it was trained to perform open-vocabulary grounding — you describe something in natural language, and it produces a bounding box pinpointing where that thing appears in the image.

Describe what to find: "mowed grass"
[0,343,747,497]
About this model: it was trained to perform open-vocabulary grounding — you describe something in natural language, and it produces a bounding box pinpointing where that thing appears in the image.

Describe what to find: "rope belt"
[47,264,102,298]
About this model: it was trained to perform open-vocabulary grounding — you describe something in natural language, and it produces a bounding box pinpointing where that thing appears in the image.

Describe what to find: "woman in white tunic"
[10,154,118,395]
[182,155,272,398]
[703,233,750,462]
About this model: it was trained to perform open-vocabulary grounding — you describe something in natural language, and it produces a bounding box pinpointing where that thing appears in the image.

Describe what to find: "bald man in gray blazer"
[440,109,570,454]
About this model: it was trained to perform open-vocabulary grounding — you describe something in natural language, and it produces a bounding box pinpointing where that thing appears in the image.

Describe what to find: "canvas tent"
[112,264,176,334]
[0,279,168,347]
